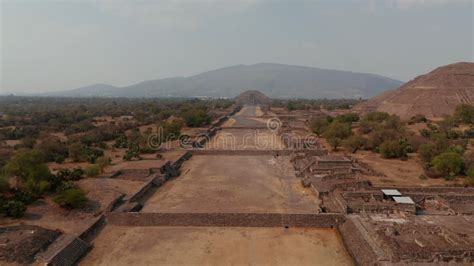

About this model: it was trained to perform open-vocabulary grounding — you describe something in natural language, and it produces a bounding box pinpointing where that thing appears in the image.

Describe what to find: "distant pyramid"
[354,62,474,120]
[234,90,272,106]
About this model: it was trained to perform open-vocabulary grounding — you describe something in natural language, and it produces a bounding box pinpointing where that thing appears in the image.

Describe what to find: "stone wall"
[106,212,345,228]
[172,151,192,168]
[192,149,327,156]
[211,116,229,128]
[338,216,383,266]
[78,215,107,243]
[46,235,90,266]
[340,191,416,215]
[374,186,474,195]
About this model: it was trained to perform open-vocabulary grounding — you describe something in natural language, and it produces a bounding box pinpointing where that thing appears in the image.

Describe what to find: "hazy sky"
[1,0,473,93]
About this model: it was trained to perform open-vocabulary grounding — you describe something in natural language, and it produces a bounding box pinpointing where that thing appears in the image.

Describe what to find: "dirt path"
[80,105,353,265]
[81,226,353,266]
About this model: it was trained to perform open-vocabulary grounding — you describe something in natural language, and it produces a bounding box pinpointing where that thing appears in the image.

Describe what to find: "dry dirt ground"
[351,151,463,186]
[319,138,463,187]
[80,106,352,265]
[0,178,144,235]
[142,155,320,213]
[207,129,285,150]
[81,226,353,266]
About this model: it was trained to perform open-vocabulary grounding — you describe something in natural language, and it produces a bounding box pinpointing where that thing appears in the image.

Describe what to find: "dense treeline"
[272,98,362,111]
[0,96,234,218]
[311,104,474,184]
[0,96,232,132]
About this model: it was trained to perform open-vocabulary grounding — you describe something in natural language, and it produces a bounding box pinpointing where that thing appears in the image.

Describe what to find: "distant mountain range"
[39,63,402,99]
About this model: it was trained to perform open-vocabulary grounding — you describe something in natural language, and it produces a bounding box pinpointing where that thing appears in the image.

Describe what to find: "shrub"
[310,116,330,136]
[463,127,474,138]
[379,140,410,159]
[446,129,462,140]
[466,167,474,185]
[419,128,431,138]
[57,181,76,192]
[123,145,142,161]
[13,190,33,204]
[358,119,377,134]
[431,152,464,177]
[335,113,359,123]
[159,120,183,141]
[3,149,54,196]
[364,112,390,122]
[418,174,428,180]
[53,188,87,209]
[323,121,353,140]
[3,200,26,218]
[113,135,128,149]
[409,114,428,124]
[96,156,111,171]
[35,139,68,163]
[0,175,10,193]
[85,146,104,163]
[454,104,474,124]
[56,168,84,181]
[181,109,211,127]
[343,135,367,153]
[445,145,465,155]
[68,142,87,162]
[84,164,101,177]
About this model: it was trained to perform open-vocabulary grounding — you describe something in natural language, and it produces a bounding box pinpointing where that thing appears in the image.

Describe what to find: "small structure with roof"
[393,196,415,205]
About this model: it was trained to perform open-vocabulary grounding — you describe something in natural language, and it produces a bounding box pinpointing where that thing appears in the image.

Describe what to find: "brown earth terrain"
[81,226,353,266]
[142,155,320,213]
[79,105,350,265]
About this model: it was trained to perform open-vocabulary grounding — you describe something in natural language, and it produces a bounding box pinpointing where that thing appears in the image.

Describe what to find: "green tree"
[181,109,211,127]
[335,113,359,123]
[379,139,410,159]
[431,152,464,177]
[2,200,26,218]
[323,121,353,150]
[310,116,330,136]
[159,120,183,141]
[53,188,87,209]
[343,135,367,153]
[35,138,68,163]
[2,149,53,195]
[419,143,437,162]
[454,104,474,124]
[68,142,87,162]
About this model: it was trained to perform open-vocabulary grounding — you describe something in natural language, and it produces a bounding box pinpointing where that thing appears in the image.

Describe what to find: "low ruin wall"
[46,236,90,266]
[78,215,107,243]
[106,212,345,228]
[372,186,474,195]
[173,151,192,168]
[118,173,163,204]
[220,126,269,130]
[347,202,416,215]
[211,116,228,128]
[191,149,326,156]
[338,217,382,266]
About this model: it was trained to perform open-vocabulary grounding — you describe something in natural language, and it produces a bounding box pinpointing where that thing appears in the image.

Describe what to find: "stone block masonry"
[106,212,345,228]
[191,149,327,156]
